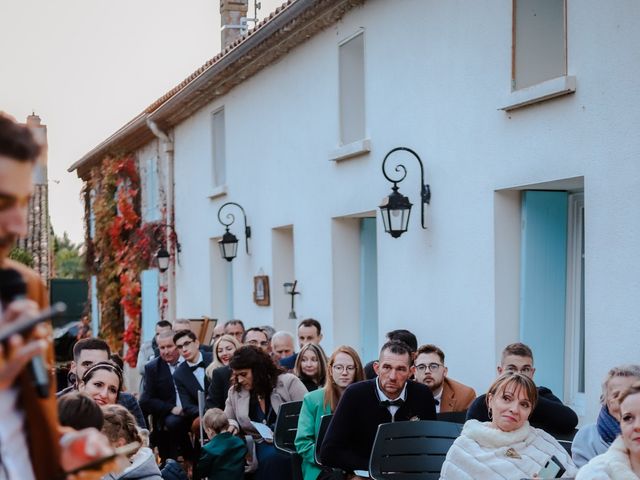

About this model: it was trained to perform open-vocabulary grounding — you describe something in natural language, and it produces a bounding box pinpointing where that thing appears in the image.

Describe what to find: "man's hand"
[171,406,183,416]
[0,299,47,390]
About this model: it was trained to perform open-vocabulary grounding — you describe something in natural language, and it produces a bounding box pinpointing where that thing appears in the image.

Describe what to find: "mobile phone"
[0,302,66,342]
[538,455,566,478]
[65,441,140,475]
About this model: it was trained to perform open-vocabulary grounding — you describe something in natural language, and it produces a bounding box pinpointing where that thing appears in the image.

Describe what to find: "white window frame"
[501,0,576,111]
[564,192,585,415]
[211,107,227,195]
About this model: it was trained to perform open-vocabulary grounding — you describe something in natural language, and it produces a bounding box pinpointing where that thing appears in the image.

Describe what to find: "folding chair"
[369,420,462,480]
[436,411,467,424]
[315,414,333,465]
[273,400,304,480]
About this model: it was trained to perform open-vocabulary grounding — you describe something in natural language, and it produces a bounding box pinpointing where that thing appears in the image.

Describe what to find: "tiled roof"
[70,0,365,179]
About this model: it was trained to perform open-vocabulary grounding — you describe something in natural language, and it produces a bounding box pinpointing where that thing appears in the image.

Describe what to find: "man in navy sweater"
[320,340,437,475]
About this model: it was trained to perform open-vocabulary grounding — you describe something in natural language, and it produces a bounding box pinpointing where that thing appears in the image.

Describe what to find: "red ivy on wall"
[86,155,164,367]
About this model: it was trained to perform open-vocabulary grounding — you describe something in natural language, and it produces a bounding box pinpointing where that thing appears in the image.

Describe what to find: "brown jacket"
[440,376,477,413]
[2,259,63,480]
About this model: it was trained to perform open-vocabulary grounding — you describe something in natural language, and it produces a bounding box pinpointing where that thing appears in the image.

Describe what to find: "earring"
[488,407,493,420]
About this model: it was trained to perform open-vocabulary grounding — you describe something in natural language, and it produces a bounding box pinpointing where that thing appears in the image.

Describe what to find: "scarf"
[596,405,621,445]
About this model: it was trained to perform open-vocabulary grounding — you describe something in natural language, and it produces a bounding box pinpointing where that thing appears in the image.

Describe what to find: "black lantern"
[217,202,251,262]
[379,147,431,238]
[283,280,300,319]
[154,224,181,272]
[156,248,171,273]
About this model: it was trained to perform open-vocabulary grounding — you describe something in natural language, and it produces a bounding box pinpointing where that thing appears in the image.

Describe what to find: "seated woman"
[101,404,162,480]
[440,372,577,479]
[78,361,146,428]
[205,334,242,379]
[58,391,104,431]
[225,345,308,480]
[294,343,328,392]
[572,364,640,467]
[295,345,364,480]
[577,381,640,479]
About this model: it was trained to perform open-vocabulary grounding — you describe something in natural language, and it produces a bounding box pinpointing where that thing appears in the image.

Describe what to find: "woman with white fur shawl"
[440,373,577,479]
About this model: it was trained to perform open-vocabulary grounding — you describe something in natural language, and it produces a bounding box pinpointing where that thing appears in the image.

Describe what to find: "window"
[142,154,160,222]
[512,0,566,90]
[212,108,226,187]
[339,31,365,145]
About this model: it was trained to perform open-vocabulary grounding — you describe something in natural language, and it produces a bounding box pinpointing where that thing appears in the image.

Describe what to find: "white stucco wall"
[169,0,640,423]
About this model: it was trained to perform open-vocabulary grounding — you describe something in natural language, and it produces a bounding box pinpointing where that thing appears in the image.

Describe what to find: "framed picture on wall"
[253,275,270,306]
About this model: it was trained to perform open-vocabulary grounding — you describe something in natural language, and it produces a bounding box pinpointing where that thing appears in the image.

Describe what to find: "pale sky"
[0,0,280,243]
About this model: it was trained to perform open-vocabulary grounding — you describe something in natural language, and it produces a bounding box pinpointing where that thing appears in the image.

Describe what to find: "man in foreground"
[320,340,437,475]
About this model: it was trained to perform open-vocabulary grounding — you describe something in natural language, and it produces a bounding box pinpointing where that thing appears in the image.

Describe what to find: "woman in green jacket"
[295,345,365,480]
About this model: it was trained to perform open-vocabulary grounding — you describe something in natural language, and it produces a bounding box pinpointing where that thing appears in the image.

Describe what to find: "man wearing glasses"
[413,344,476,414]
[243,327,271,354]
[172,330,213,423]
[466,342,578,434]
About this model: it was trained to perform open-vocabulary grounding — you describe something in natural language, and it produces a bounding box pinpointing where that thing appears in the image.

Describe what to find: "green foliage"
[54,232,86,279]
[8,247,34,267]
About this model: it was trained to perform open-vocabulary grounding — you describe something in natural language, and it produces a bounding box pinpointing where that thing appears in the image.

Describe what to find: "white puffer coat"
[576,437,640,480]
[439,419,577,479]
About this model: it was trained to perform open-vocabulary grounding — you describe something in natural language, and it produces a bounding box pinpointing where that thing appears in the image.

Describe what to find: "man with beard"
[413,344,476,414]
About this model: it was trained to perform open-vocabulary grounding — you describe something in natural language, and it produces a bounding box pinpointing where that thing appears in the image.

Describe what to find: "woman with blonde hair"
[440,372,577,479]
[294,343,328,392]
[572,364,640,467]
[101,404,162,480]
[577,381,640,479]
[295,345,365,480]
[206,334,242,379]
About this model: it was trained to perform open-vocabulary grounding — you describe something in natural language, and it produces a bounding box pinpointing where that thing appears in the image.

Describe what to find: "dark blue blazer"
[319,379,437,472]
[139,356,177,423]
[173,351,213,418]
[206,365,231,409]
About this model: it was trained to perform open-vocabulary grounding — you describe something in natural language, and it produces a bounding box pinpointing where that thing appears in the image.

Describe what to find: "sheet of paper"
[250,421,274,441]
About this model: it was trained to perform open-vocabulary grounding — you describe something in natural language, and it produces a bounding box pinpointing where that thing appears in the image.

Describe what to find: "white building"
[70,0,640,423]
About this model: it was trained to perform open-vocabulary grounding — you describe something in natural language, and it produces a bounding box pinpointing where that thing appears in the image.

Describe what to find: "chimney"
[220,0,249,50]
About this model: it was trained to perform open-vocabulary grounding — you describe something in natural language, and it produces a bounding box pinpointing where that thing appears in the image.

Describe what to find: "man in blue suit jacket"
[320,340,437,474]
[139,330,190,463]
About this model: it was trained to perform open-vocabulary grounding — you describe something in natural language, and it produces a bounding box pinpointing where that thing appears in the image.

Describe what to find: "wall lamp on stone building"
[283,280,300,320]
[217,202,251,262]
[379,147,431,238]
[155,224,181,273]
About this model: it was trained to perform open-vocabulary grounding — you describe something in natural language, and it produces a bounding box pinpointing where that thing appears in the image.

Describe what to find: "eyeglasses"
[332,365,356,373]
[248,340,270,347]
[415,363,443,373]
[176,340,194,350]
[504,366,533,375]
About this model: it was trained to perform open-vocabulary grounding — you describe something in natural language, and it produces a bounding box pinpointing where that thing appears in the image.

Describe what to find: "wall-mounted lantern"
[154,224,181,273]
[379,147,431,238]
[217,202,251,262]
[283,280,300,320]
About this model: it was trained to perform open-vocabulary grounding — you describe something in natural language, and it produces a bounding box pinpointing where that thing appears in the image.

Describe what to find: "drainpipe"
[147,119,177,323]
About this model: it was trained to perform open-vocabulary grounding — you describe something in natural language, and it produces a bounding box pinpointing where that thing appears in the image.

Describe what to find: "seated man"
[466,342,578,434]
[280,318,323,369]
[414,344,476,413]
[139,330,191,464]
[320,340,437,474]
[364,329,418,379]
[223,319,245,343]
[271,330,295,364]
[173,330,213,422]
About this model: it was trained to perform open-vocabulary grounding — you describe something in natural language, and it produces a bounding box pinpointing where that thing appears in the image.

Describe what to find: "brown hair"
[101,404,142,448]
[416,344,446,364]
[0,114,41,162]
[486,372,538,411]
[298,318,322,335]
[229,345,283,397]
[618,380,640,406]
[203,408,229,434]
[58,392,104,431]
[500,342,534,364]
[294,343,328,388]
[323,345,365,411]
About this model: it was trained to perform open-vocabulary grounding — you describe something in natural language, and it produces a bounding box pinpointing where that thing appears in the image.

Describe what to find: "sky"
[0,0,280,244]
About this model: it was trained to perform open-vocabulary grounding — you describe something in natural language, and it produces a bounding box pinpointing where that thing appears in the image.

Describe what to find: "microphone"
[0,268,51,398]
